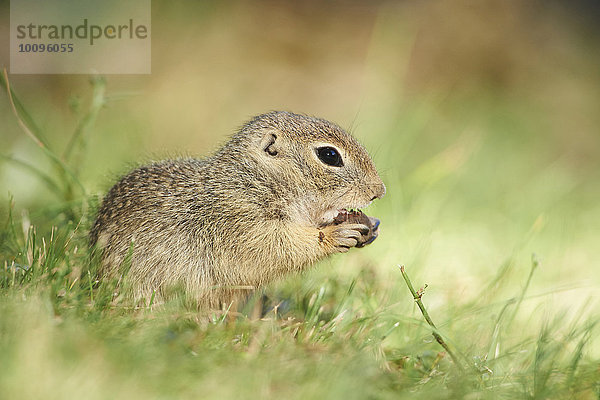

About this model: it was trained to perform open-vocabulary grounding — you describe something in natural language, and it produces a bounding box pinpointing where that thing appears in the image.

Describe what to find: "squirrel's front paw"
[319,223,370,253]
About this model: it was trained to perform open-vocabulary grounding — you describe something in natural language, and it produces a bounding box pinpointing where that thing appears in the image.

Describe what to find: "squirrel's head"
[230,111,385,225]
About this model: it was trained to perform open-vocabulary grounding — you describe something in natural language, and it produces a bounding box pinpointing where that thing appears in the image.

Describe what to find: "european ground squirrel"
[90,111,386,309]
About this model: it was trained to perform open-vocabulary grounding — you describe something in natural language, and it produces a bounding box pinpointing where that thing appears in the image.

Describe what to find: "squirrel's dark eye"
[316,146,343,167]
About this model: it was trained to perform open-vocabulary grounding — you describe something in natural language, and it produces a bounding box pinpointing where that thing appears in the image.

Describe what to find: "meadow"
[1,2,599,399]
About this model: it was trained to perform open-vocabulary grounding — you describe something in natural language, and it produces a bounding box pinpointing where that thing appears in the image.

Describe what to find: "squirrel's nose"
[371,182,386,200]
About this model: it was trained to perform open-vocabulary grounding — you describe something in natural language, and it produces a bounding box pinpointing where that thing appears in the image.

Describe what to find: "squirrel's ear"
[260,132,280,156]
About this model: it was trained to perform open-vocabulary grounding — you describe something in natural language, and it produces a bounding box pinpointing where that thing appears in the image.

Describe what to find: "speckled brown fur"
[90,111,385,309]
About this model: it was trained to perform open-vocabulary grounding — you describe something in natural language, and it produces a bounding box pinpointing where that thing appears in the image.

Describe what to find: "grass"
[1,71,598,400]
[1,3,600,397]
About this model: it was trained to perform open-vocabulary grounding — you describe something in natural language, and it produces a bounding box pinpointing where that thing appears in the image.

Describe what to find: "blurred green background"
[2,0,598,301]
[1,1,599,398]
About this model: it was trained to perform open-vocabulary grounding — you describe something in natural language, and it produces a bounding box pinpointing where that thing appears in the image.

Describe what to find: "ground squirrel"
[90,111,386,309]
